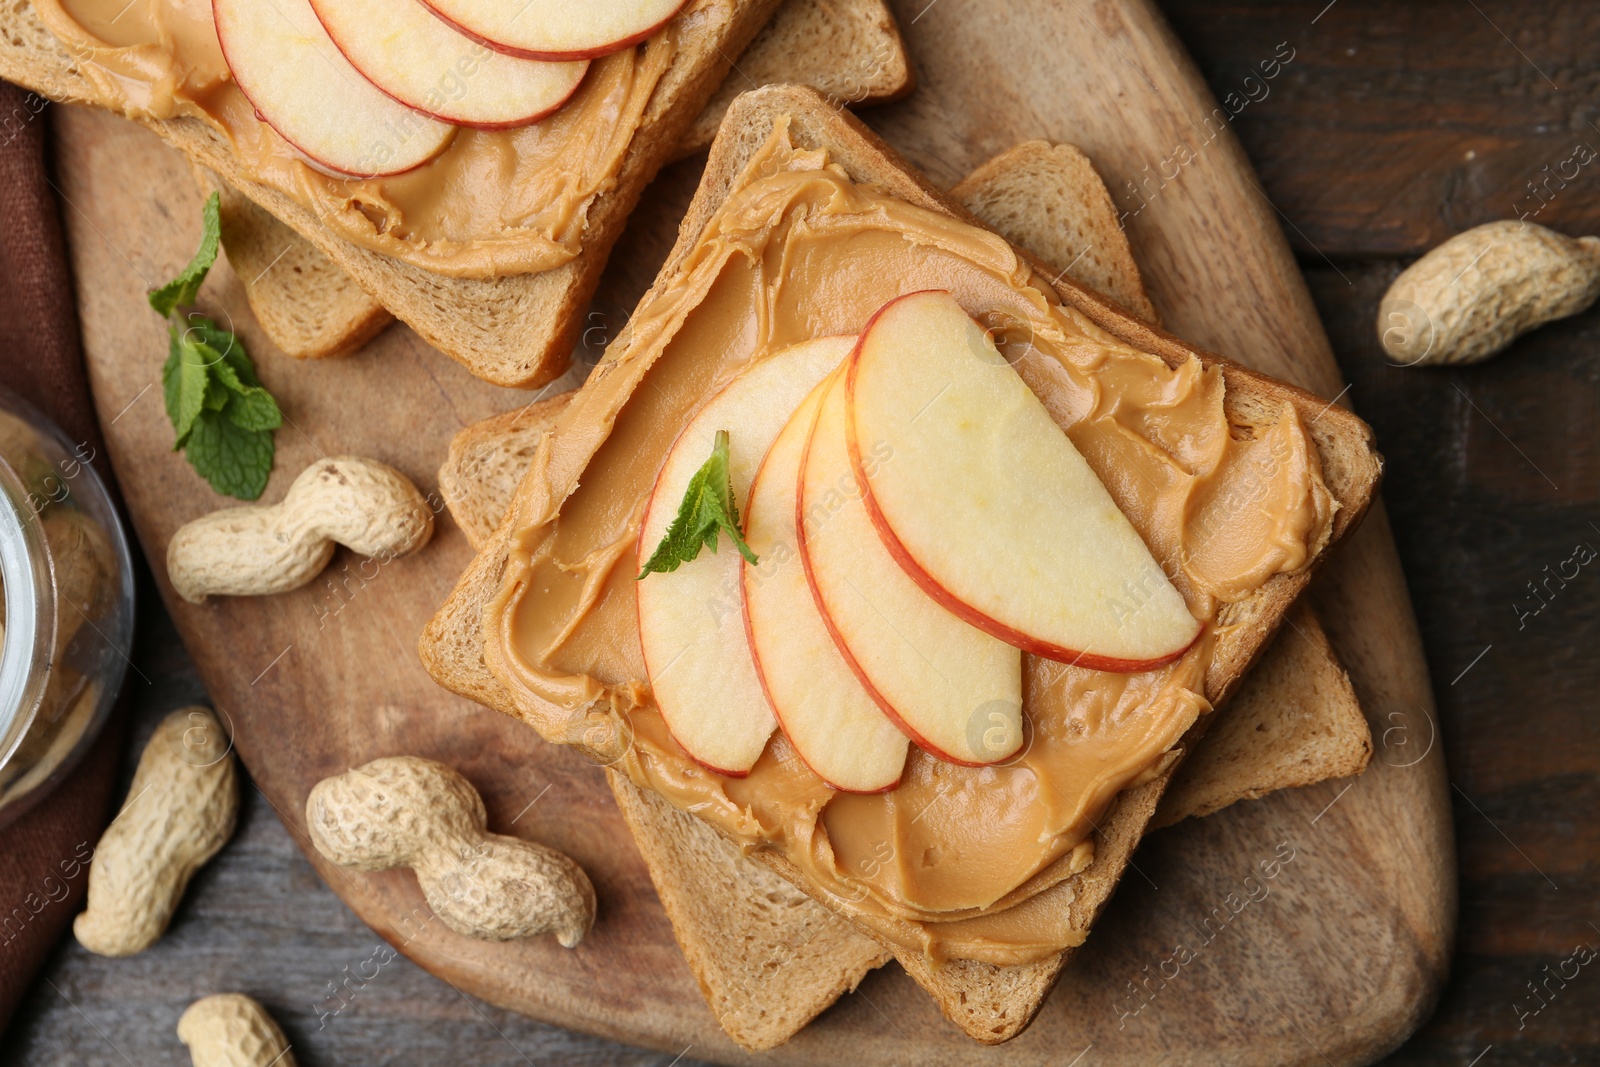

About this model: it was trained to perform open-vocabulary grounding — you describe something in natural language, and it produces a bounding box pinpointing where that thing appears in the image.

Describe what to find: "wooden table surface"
[5,0,1597,1063]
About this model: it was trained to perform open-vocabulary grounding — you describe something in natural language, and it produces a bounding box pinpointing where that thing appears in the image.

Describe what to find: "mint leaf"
[212,360,282,432]
[637,430,757,578]
[161,335,185,442]
[221,391,282,433]
[202,367,231,413]
[149,192,221,317]
[162,327,212,448]
[187,317,257,383]
[151,230,281,501]
[184,413,274,500]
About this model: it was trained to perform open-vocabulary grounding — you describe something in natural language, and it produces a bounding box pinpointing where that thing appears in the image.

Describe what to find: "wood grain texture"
[33,1,1452,1063]
[1304,262,1600,1065]
[1158,0,1600,258]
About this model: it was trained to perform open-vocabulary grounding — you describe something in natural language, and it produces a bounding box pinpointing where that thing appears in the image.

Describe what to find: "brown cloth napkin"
[0,80,129,1032]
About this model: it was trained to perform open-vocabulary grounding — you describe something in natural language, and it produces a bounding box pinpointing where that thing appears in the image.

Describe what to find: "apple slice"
[637,337,852,776]
[214,0,454,177]
[418,0,686,61]
[848,290,1202,670]
[799,372,1025,765]
[743,374,909,793]
[310,0,588,128]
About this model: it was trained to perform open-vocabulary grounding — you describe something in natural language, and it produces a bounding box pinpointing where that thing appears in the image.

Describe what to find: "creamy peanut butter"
[484,123,1336,965]
[33,0,689,277]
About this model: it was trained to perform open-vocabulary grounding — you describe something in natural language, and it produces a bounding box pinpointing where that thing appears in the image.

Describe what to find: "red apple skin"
[411,92,578,132]
[410,79,580,132]
[661,715,755,779]
[795,382,1002,769]
[307,0,590,131]
[740,432,901,797]
[213,0,451,179]
[634,449,754,781]
[318,66,576,134]
[415,0,686,62]
[843,292,1198,674]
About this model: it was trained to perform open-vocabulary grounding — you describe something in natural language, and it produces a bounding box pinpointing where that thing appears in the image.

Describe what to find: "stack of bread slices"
[421,87,1380,1048]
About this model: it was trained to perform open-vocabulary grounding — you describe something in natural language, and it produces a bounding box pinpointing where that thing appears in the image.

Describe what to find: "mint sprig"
[152,193,281,499]
[637,430,757,578]
[148,192,222,317]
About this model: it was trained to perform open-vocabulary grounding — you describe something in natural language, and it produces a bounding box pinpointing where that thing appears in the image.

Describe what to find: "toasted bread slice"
[438,399,573,550]
[608,769,891,1050]
[951,140,1158,325]
[681,0,911,157]
[195,0,913,362]
[0,0,789,387]
[420,86,1381,1043]
[1151,600,1370,827]
[442,439,1363,1049]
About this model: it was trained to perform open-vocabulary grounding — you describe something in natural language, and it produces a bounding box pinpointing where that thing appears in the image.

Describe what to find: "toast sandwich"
[192,0,913,361]
[426,136,1370,1048]
[0,0,792,388]
[419,85,1382,1043]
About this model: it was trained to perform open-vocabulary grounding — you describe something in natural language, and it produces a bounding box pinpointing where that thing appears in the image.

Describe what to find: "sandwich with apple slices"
[421,85,1381,1043]
[0,0,798,386]
[426,136,1369,1050]
[184,0,914,361]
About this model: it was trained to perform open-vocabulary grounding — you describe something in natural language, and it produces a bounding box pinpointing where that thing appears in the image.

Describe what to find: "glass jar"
[0,386,134,827]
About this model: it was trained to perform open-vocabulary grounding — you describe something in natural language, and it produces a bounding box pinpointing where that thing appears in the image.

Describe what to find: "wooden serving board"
[51,1,1454,1063]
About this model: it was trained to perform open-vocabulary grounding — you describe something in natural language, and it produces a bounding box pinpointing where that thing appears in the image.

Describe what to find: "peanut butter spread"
[484,122,1336,965]
[33,0,690,277]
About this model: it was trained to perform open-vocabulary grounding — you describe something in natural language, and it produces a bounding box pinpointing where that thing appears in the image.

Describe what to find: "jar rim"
[0,450,57,770]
